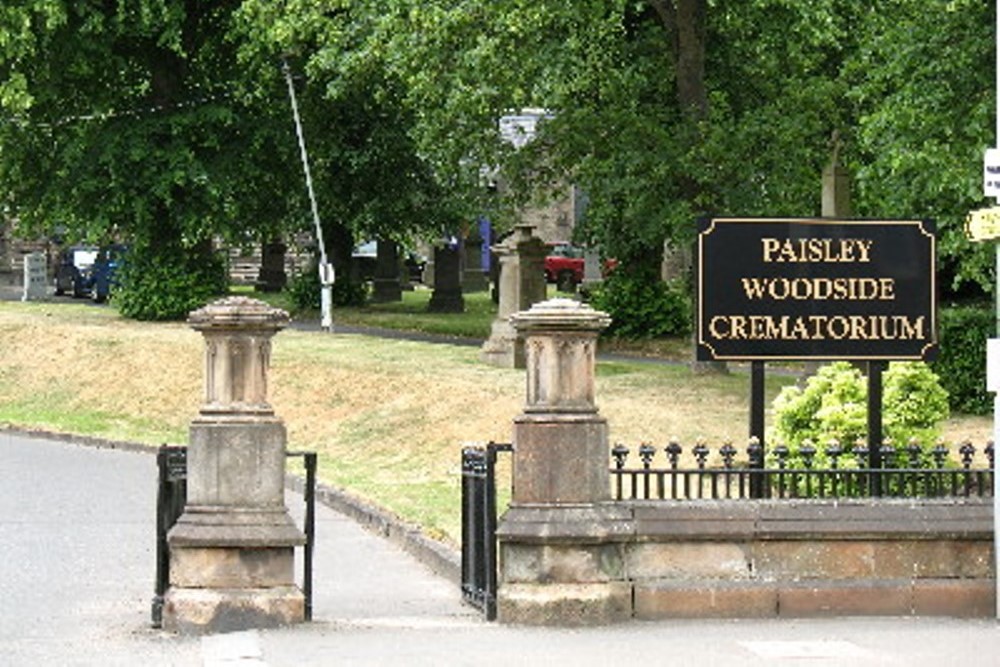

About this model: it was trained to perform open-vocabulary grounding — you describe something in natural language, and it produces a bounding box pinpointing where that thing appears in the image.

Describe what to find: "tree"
[0,1,464,318]
[846,0,994,299]
[234,1,471,292]
[0,1,280,318]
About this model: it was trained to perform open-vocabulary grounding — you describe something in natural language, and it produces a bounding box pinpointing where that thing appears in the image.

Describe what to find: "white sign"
[318,262,335,286]
[988,339,1000,392]
[985,148,1000,197]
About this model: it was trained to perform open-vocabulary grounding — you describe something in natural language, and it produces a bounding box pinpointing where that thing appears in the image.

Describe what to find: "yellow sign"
[966,206,1000,242]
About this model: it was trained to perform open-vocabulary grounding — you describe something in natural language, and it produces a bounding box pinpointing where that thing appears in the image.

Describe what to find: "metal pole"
[749,361,766,498]
[282,58,333,331]
[867,361,884,497]
[994,0,1000,620]
[303,452,316,622]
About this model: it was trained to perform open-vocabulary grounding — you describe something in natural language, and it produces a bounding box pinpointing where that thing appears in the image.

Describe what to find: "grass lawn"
[0,293,990,547]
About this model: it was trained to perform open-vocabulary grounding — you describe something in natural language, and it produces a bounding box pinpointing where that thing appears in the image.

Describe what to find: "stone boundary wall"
[498,499,994,622]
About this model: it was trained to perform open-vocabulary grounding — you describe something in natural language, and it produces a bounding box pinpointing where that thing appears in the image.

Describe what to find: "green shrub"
[771,361,950,464]
[932,306,992,415]
[288,262,367,312]
[588,272,691,339]
[115,245,227,321]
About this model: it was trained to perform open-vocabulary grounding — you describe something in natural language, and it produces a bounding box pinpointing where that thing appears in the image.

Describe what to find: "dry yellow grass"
[0,301,991,544]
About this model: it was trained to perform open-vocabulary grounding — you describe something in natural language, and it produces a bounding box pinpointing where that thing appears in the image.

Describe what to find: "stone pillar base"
[498,582,631,626]
[497,504,633,626]
[163,585,304,634]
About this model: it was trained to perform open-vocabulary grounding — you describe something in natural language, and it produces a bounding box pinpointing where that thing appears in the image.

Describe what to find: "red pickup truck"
[544,243,588,292]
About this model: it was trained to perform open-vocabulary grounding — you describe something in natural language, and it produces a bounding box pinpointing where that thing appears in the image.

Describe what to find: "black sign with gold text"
[696,217,937,361]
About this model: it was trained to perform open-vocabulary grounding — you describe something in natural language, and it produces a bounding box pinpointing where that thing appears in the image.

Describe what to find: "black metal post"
[484,442,512,622]
[302,452,317,622]
[151,445,186,628]
[484,444,500,621]
[749,361,766,498]
[151,446,169,628]
[868,361,885,496]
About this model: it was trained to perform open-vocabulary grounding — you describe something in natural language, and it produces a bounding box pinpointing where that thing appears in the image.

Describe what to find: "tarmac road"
[4,431,1000,666]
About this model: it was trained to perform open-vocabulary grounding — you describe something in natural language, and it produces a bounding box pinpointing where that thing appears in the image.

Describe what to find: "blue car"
[54,245,98,298]
[89,244,127,303]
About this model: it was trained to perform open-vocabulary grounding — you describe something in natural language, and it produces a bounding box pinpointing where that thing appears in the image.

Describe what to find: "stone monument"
[581,248,603,291]
[462,230,489,293]
[372,239,403,303]
[427,243,464,312]
[255,240,287,292]
[497,298,631,624]
[163,296,305,634]
[480,224,547,368]
[21,252,47,301]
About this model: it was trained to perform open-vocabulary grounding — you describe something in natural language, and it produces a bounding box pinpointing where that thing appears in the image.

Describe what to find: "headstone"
[462,231,489,292]
[582,248,603,289]
[255,240,287,292]
[660,242,690,282]
[480,224,547,368]
[802,136,853,380]
[427,243,464,312]
[21,252,47,301]
[372,239,403,303]
[163,297,305,634]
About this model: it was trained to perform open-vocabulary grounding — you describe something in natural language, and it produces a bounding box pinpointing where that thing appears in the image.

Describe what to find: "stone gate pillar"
[480,224,547,368]
[496,298,632,625]
[163,296,305,634]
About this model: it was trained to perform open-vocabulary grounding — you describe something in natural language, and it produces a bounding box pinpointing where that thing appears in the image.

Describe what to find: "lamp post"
[282,58,334,331]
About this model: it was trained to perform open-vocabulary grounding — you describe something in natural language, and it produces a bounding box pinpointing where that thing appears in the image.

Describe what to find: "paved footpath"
[4,431,1000,666]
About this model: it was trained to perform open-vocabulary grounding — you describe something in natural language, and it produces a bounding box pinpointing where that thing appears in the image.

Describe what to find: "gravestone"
[427,243,464,312]
[372,239,403,303]
[480,224,547,368]
[256,240,287,292]
[462,231,489,293]
[163,297,305,634]
[582,248,603,290]
[21,252,47,301]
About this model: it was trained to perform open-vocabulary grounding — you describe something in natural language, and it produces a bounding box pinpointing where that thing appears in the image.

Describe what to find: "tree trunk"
[650,0,725,373]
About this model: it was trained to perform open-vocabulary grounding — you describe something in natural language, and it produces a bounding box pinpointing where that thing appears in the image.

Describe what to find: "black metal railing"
[461,442,512,621]
[610,439,995,501]
[151,446,318,627]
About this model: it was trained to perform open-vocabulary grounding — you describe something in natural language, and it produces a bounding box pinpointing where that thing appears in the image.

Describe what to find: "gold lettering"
[754,238,875,263]
[709,316,729,339]
[730,316,748,339]
[850,316,870,340]
[761,238,781,262]
[827,316,849,339]
[856,239,874,262]
[704,315,927,343]
[897,316,924,339]
[740,278,768,300]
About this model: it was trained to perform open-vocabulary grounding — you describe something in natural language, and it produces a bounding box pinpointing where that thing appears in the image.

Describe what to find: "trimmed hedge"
[933,306,993,415]
[587,273,691,339]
